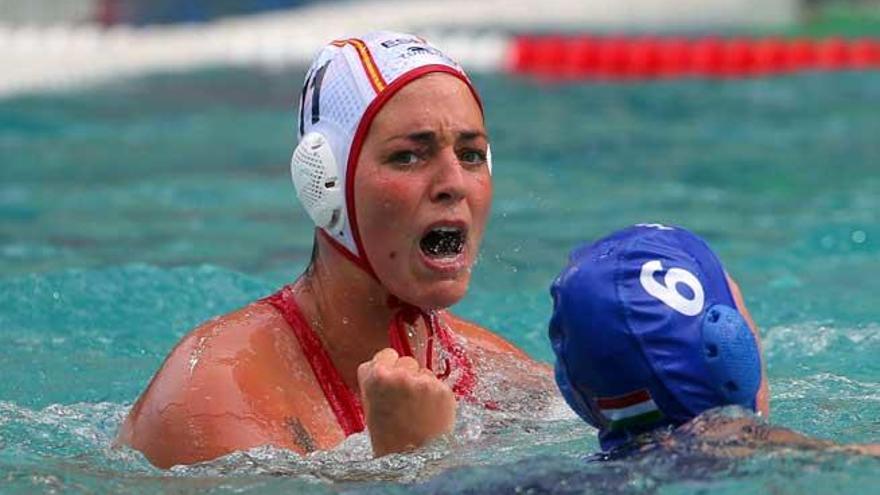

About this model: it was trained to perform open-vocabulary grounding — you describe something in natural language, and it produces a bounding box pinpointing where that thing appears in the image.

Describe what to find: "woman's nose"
[429,148,466,204]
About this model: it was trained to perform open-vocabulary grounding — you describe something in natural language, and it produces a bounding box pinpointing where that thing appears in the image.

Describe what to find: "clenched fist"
[357,348,457,457]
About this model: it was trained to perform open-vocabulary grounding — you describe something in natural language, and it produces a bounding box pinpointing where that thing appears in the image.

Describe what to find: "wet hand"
[357,348,456,457]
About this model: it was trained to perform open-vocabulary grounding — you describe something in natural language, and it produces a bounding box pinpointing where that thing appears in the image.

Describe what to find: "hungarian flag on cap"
[597,389,664,431]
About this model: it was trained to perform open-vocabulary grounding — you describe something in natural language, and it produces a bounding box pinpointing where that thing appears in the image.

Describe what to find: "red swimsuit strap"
[261,285,366,436]
[262,286,480,437]
[433,314,478,400]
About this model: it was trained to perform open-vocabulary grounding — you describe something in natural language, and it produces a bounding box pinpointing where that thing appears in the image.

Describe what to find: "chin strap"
[386,295,477,399]
[319,230,474,396]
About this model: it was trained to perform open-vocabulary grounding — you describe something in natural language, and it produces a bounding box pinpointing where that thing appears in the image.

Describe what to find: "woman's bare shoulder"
[118,301,338,467]
[443,313,555,405]
[191,300,291,342]
[443,312,531,359]
[152,301,300,382]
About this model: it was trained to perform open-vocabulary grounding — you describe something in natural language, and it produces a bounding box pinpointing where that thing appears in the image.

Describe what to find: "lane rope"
[509,35,880,80]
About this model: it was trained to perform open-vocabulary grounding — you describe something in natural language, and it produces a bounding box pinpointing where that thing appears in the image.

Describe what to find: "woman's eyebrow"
[384,129,486,144]
[384,131,435,144]
[457,130,487,141]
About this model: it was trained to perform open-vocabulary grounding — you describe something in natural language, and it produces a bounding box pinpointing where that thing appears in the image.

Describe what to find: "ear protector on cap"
[290,132,344,231]
[701,304,761,407]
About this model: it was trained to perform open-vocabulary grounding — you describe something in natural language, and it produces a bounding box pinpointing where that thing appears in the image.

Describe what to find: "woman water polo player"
[117,31,552,468]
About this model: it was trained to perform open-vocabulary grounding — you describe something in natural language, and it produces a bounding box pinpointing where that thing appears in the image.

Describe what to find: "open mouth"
[420,225,467,259]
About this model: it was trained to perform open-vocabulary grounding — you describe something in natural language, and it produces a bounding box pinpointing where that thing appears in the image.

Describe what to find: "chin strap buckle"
[386,295,447,376]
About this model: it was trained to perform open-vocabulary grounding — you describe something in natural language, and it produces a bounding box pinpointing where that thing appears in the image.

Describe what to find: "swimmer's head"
[549,224,763,451]
[292,31,491,308]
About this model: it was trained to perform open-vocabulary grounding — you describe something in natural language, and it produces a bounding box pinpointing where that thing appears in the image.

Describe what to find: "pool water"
[1,66,878,493]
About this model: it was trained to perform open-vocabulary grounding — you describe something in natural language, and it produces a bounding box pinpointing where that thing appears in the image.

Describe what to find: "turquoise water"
[1,67,879,493]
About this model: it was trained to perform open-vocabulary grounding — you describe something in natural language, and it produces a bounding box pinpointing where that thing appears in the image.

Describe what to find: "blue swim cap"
[549,224,761,451]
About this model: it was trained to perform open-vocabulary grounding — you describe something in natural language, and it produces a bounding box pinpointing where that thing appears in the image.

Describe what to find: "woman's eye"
[388,151,420,167]
[459,149,487,166]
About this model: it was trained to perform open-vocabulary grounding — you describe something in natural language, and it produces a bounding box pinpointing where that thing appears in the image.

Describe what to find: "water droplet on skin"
[341,317,349,325]
[851,230,867,244]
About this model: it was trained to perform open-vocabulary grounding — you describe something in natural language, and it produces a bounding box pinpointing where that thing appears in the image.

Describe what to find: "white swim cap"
[291,31,485,278]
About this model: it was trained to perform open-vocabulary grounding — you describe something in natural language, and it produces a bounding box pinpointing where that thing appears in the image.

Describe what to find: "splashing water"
[2,67,879,492]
